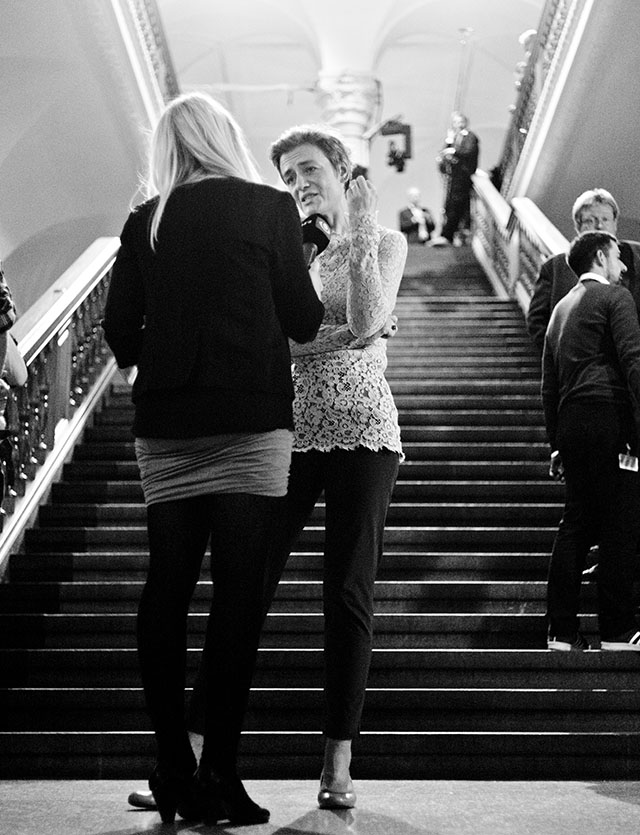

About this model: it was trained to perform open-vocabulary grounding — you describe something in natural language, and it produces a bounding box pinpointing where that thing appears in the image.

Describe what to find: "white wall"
[156,0,543,229]
[0,0,150,315]
[524,0,640,242]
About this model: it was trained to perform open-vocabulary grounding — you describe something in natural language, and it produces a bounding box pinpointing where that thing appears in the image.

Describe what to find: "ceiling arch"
[155,0,544,225]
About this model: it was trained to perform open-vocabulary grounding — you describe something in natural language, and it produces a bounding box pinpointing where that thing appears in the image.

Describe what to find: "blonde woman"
[103,92,323,825]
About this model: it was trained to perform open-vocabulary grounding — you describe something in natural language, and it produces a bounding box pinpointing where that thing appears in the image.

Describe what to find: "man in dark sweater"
[527,189,640,354]
[542,231,640,652]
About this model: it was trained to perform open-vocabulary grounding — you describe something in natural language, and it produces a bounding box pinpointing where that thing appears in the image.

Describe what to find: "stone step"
[88,421,550,445]
[69,441,549,463]
[37,501,561,528]
[0,610,572,649]
[0,579,593,615]
[51,478,562,504]
[96,394,546,419]
[1,729,639,779]
[2,648,637,688]
[398,411,544,426]
[8,550,554,582]
[2,686,637,733]
[23,524,557,553]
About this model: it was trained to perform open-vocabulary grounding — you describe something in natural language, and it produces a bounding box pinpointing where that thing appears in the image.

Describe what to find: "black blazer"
[103,177,324,437]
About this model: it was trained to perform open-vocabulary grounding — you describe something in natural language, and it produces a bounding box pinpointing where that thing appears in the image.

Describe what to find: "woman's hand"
[381,314,398,339]
[346,175,377,217]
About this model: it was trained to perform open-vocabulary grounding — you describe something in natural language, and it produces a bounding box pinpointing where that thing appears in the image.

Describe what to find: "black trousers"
[547,402,640,640]
[277,448,400,739]
[137,492,286,773]
[441,180,472,242]
[187,447,400,742]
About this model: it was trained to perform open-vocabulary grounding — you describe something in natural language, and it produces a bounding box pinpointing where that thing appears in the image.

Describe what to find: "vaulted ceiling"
[156,0,544,227]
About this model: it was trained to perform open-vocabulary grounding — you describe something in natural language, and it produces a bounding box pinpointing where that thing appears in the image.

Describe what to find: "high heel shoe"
[148,763,200,824]
[317,770,357,809]
[194,764,270,825]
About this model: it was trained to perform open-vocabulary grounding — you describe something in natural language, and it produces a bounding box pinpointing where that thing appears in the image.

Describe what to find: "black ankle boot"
[194,764,270,825]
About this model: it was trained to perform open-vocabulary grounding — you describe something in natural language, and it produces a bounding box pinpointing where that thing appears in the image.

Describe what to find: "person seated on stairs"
[542,231,640,652]
[103,91,324,826]
[399,187,435,244]
[127,123,407,815]
[527,188,640,355]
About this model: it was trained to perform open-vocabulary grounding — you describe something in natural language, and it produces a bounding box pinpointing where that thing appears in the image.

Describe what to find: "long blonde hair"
[147,92,262,248]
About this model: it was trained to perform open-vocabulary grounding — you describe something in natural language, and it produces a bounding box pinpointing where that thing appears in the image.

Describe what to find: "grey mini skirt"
[134,429,293,506]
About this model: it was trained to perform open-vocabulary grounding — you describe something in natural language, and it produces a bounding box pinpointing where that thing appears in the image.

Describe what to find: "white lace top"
[290,212,407,457]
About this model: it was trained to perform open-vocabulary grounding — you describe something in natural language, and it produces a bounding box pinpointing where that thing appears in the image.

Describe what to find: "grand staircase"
[2,245,640,780]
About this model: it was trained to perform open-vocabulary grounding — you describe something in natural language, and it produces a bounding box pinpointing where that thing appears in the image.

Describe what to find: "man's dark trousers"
[547,401,640,640]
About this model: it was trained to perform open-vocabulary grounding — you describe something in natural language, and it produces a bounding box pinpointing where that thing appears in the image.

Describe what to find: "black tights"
[137,492,286,774]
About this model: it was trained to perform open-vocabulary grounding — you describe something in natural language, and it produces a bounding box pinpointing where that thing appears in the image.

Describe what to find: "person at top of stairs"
[103,91,324,825]
[527,188,640,355]
[542,230,640,653]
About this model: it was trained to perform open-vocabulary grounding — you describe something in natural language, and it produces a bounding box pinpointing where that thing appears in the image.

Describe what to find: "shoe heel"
[149,764,196,824]
[317,770,357,809]
[195,766,269,825]
[149,782,179,824]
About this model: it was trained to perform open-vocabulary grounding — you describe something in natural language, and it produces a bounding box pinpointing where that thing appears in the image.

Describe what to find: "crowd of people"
[3,83,640,827]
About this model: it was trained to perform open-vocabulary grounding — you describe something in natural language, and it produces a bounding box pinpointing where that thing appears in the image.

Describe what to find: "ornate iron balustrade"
[0,239,120,576]
[471,171,513,298]
[471,176,569,312]
[123,0,180,102]
[498,0,588,196]
[510,197,569,299]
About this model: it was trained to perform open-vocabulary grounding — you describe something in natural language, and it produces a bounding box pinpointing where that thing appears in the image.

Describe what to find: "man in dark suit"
[430,111,479,246]
[527,188,640,354]
[542,231,640,652]
[399,187,435,243]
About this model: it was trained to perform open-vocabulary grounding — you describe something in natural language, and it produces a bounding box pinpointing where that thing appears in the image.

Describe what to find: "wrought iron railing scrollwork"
[497,0,584,196]
[0,239,120,558]
[124,0,180,102]
[470,176,569,309]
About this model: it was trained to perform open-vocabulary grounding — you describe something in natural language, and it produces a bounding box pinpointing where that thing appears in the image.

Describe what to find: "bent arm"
[271,192,324,344]
[526,259,554,355]
[347,215,407,339]
[102,222,146,368]
[611,292,640,444]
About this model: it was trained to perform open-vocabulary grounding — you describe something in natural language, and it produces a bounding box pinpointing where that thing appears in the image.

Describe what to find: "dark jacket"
[103,177,324,438]
[438,130,479,185]
[399,205,435,243]
[527,240,640,353]
[542,277,640,449]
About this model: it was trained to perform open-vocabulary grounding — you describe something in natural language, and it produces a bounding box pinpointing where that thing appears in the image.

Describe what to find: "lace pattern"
[290,214,407,457]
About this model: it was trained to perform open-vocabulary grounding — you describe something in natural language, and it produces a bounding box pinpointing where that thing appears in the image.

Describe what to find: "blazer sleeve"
[102,213,146,368]
[541,331,560,450]
[610,289,640,446]
[270,191,324,344]
[526,257,554,355]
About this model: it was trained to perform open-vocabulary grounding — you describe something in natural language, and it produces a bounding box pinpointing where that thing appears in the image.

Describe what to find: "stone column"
[315,72,380,169]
